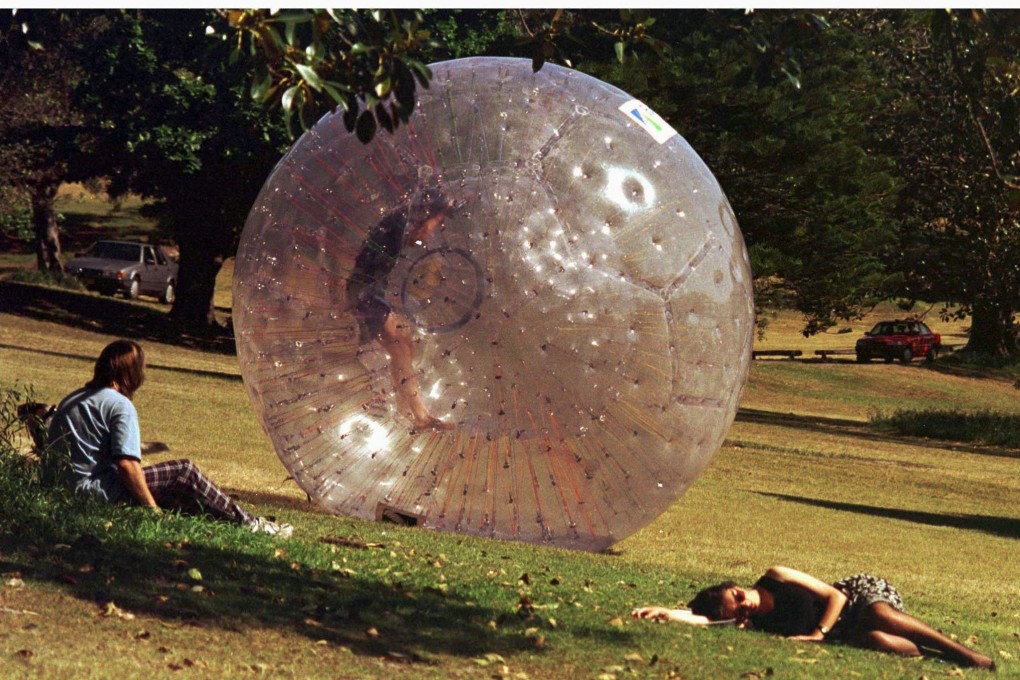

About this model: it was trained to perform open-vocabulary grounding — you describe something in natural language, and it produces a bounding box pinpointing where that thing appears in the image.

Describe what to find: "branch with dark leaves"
[215,8,435,141]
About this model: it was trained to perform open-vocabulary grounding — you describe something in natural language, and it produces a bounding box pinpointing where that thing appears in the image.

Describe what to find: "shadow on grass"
[758,492,1020,540]
[0,280,234,355]
[0,341,241,383]
[0,517,543,666]
[735,407,1020,460]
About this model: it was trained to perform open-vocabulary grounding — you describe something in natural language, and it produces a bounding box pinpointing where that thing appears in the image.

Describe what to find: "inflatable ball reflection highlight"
[233,57,754,551]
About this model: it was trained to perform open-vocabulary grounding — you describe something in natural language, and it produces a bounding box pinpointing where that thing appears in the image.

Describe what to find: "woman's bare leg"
[853,630,921,657]
[378,312,452,430]
[858,602,994,669]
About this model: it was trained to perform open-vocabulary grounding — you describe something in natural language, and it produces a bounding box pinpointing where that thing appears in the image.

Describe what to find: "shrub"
[870,408,1020,449]
[8,267,85,291]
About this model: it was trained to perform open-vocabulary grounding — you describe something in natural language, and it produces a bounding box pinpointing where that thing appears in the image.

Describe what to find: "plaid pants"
[143,459,252,525]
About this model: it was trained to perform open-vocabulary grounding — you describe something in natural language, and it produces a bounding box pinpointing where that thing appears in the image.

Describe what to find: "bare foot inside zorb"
[412,416,455,433]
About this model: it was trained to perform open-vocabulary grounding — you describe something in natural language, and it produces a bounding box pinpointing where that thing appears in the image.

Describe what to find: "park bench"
[751,350,802,360]
[813,349,857,361]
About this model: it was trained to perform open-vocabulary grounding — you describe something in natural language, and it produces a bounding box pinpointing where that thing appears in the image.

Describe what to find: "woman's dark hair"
[88,339,145,399]
[688,581,738,621]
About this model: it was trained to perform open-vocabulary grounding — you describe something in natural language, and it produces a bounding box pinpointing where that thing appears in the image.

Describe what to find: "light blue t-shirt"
[48,386,141,502]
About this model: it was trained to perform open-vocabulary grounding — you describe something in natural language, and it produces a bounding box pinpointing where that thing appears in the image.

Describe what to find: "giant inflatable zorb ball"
[234,57,754,551]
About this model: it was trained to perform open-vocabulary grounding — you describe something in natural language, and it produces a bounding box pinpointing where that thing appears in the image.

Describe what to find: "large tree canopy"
[890,10,1020,356]
[0,11,113,272]
[4,8,1018,356]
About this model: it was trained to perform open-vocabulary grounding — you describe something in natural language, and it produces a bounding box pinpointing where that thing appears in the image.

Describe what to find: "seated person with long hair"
[48,339,291,537]
[632,565,994,670]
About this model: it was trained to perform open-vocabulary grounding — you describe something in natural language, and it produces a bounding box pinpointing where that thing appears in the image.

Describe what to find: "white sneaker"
[246,516,293,538]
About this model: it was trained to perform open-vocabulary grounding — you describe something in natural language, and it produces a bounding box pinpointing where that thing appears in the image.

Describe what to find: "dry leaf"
[625,652,644,663]
[101,602,135,620]
[366,627,380,638]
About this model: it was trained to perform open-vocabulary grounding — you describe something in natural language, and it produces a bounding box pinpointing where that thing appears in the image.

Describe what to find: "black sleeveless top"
[750,575,824,636]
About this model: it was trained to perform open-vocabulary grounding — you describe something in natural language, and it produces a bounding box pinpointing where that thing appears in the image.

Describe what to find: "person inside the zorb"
[346,186,464,432]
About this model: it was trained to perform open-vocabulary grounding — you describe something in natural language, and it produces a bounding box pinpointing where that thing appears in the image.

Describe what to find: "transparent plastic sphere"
[234,57,754,551]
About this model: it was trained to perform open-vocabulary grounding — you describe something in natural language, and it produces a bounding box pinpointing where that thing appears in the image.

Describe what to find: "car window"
[155,248,168,265]
[90,242,141,262]
[918,323,931,335]
[144,247,156,264]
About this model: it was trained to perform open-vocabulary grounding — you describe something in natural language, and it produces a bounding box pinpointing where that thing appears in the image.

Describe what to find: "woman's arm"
[764,566,847,641]
[631,607,715,625]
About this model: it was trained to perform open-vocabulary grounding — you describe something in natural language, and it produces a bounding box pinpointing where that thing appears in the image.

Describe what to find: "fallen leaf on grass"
[0,607,38,615]
[5,578,25,588]
[186,568,202,582]
[606,617,624,627]
[473,653,506,666]
[624,652,644,663]
[366,627,380,638]
[101,602,135,620]
[999,650,1014,659]
[319,536,385,550]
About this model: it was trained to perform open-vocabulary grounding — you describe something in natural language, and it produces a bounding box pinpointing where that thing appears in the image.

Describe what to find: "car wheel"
[856,354,869,363]
[900,348,913,364]
[926,347,937,362]
[160,281,175,305]
[126,277,140,300]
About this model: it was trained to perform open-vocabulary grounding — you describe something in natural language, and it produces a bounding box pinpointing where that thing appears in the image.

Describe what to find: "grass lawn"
[1,196,1019,677]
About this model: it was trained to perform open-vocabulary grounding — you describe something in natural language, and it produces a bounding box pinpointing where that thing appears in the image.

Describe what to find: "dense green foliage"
[871,408,1020,449]
[890,10,1020,356]
[3,9,1019,354]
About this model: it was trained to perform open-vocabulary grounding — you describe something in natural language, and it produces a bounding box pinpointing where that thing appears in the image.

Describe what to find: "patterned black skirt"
[829,573,905,640]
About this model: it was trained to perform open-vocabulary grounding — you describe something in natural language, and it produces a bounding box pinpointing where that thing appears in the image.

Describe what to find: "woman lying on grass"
[632,565,995,670]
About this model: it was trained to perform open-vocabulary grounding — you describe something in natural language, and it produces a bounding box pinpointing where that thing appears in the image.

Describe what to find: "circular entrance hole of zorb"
[233,57,754,551]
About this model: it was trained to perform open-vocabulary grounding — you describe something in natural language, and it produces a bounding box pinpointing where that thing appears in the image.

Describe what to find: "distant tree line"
[1,9,1017,356]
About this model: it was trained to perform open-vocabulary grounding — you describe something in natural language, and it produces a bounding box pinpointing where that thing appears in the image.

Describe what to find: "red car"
[855,319,941,363]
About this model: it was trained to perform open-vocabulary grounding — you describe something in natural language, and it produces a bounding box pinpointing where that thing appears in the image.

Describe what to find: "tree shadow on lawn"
[0,280,234,355]
[757,492,1020,540]
[0,520,620,667]
[736,408,1020,461]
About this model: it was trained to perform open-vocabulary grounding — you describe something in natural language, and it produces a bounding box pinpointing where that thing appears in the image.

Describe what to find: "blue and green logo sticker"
[618,99,677,144]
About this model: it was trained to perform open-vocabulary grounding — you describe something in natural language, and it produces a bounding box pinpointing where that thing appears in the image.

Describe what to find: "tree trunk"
[965,297,1018,357]
[168,242,224,331]
[31,183,63,273]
